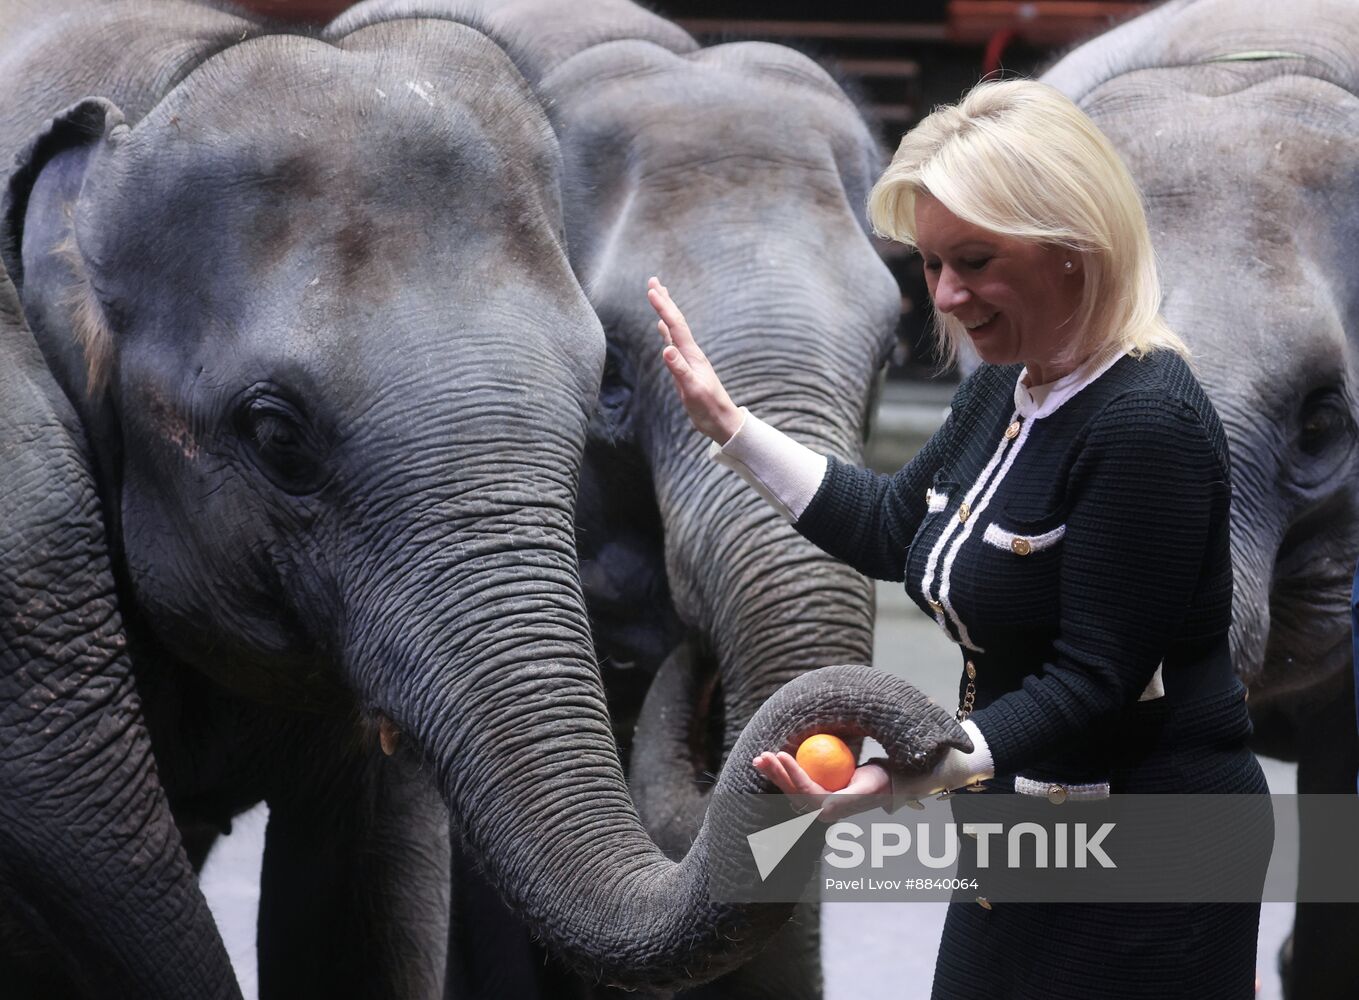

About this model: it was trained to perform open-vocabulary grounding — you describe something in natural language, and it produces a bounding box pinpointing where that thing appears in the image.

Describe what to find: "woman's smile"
[913,191,1085,382]
[964,312,1000,336]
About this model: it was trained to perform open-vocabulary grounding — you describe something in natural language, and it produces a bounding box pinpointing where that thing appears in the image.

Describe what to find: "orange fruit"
[795,734,856,791]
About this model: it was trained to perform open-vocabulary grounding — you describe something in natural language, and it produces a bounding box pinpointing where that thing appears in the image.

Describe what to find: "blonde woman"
[648,79,1265,998]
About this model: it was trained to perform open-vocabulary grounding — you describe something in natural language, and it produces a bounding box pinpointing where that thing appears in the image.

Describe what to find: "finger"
[819,791,875,824]
[752,751,780,771]
[646,286,683,327]
[817,771,883,824]
[761,754,795,793]
[775,751,828,796]
[771,750,809,798]
[818,794,852,823]
[753,752,792,793]
[662,345,694,383]
[656,318,673,347]
[842,763,891,797]
[646,288,696,351]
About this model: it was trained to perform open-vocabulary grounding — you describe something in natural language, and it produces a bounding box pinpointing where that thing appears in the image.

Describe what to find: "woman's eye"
[922,259,941,273]
[962,257,992,271]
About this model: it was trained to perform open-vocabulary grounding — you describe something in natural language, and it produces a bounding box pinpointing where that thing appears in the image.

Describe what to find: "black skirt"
[930,749,1269,1000]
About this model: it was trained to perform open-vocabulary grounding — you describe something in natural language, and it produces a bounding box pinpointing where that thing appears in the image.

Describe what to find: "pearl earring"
[1063,260,1075,272]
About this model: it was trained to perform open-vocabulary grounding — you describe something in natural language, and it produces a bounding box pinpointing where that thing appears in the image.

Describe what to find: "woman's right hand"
[753,751,893,823]
[646,276,743,444]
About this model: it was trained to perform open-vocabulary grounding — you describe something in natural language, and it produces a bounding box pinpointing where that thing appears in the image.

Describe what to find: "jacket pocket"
[908,477,957,564]
[980,511,1066,556]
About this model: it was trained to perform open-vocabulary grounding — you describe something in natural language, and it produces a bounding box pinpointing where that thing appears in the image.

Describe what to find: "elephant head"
[542,39,901,853]
[1042,0,1359,753]
[1043,6,1359,994]
[0,259,239,997]
[3,5,964,991]
[338,0,900,858]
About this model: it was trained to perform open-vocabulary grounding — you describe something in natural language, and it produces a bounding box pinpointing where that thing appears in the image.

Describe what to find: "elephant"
[1,1,966,995]
[1041,1,1359,995]
[330,2,902,996]
[0,254,241,997]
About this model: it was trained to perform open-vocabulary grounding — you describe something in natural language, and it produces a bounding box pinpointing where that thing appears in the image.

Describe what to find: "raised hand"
[646,276,743,444]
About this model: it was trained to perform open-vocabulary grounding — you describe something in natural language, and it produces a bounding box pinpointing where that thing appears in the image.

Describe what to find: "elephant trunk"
[632,391,876,849]
[0,504,238,995]
[0,638,241,1000]
[346,509,959,990]
[1,269,239,999]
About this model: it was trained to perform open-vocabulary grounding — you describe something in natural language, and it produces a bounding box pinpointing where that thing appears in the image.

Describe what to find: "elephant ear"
[2,97,125,397]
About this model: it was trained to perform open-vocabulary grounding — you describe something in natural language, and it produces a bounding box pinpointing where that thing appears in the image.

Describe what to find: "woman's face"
[913,191,1086,381]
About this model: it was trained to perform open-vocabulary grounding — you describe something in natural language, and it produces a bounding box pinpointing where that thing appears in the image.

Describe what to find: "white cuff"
[933,718,995,791]
[886,719,995,800]
[706,407,829,522]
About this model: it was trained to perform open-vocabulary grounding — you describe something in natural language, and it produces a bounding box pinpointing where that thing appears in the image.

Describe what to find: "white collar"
[1013,347,1128,419]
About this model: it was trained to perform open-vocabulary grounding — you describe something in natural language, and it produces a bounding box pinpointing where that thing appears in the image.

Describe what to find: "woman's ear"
[2,98,126,398]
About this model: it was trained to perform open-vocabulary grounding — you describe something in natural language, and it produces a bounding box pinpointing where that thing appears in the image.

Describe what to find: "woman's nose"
[932,267,971,314]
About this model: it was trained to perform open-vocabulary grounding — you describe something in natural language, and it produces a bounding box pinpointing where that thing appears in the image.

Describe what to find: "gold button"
[928,598,944,612]
[1010,537,1032,556]
[958,502,970,523]
[965,660,977,680]
[1047,784,1068,805]
[977,896,992,910]
[1004,421,1020,440]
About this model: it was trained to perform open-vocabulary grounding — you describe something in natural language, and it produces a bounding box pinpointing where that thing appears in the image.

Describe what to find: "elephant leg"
[1284,678,1359,1000]
[257,731,450,1000]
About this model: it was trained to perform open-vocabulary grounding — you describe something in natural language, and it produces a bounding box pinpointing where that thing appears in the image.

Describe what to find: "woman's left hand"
[646,277,743,444]
[752,751,892,823]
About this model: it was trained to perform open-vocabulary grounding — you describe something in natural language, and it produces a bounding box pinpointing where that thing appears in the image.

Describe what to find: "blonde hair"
[868,78,1187,371]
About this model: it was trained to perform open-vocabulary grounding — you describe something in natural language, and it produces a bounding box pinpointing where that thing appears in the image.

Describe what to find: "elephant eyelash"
[234,392,329,495]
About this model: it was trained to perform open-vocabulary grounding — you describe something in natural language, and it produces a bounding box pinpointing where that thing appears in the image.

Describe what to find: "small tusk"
[378,714,400,756]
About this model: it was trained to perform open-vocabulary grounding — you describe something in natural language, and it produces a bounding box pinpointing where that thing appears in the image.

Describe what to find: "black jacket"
[795,348,1256,793]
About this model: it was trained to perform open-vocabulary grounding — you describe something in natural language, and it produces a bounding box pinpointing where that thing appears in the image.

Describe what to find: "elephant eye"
[235,393,327,495]
[1293,386,1355,488]
[599,343,633,414]
[1299,389,1352,453]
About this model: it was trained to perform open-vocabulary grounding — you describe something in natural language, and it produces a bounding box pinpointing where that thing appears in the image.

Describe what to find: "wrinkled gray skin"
[0,259,240,998]
[1042,2,1359,995]
[1,1,964,996]
[334,2,901,997]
